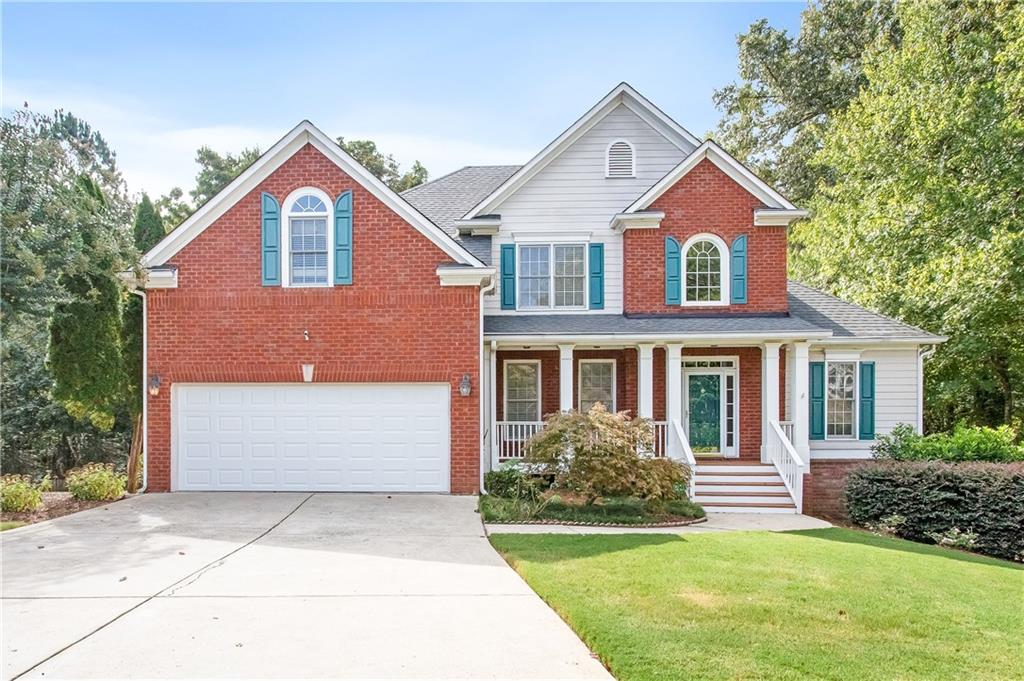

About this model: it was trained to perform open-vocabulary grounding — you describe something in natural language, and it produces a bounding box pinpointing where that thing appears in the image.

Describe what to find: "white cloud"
[3,81,533,197]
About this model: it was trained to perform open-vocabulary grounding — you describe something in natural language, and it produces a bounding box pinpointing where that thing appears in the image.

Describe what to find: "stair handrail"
[670,418,697,500]
[767,419,805,512]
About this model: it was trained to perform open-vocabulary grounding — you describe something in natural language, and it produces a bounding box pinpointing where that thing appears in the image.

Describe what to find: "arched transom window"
[683,235,729,304]
[285,189,332,286]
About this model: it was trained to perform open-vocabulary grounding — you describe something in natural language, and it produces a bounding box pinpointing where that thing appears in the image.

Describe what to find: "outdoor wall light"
[148,374,161,397]
[301,364,315,383]
[459,374,472,397]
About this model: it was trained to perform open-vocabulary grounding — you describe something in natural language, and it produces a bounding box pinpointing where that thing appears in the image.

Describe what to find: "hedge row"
[846,461,1024,561]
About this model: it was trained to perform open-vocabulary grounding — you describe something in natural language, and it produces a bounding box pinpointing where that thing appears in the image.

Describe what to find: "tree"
[712,0,900,204]
[337,137,428,192]
[122,197,165,418]
[791,1,1024,430]
[156,147,258,228]
[133,194,165,250]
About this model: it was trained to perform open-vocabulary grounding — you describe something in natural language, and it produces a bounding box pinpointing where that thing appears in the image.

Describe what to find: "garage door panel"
[175,384,450,492]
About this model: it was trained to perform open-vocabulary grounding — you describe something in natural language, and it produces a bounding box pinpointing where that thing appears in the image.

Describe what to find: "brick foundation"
[803,459,873,521]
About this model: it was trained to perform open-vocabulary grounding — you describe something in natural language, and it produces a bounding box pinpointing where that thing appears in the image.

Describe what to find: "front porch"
[482,340,811,512]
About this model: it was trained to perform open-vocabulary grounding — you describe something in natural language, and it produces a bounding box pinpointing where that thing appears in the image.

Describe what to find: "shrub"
[873,423,1024,462]
[65,463,126,501]
[484,465,543,500]
[0,475,43,513]
[846,461,1024,561]
[525,404,691,504]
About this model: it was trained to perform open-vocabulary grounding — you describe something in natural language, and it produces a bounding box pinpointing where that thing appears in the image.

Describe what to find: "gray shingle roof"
[403,165,521,266]
[786,281,941,339]
[484,313,828,337]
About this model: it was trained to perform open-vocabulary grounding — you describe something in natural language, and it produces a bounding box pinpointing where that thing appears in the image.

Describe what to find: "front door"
[682,358,739,457]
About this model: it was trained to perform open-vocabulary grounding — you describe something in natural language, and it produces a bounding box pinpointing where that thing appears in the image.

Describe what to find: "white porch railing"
[669,419,698,500]
[767,419,805,512]
[652,421,668,458]
[780,421,794,442]
[495,421,544,460]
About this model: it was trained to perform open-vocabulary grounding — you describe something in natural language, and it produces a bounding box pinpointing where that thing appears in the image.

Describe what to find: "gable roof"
[462,82,701,219]
[143,121,486,268]
[624,140,799,213]
[787,281,944,341]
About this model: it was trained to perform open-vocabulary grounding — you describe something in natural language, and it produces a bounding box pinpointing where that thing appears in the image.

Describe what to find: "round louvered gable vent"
[606,140,635,178]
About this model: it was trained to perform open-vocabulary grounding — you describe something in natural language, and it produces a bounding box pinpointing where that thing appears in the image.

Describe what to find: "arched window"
[283,188,332,286]
[606,139,635,178]
[683,234,729,305]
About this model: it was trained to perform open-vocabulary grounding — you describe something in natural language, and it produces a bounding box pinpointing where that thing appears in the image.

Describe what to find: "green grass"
[0,521,26,531]
[480,495,705,524]
[490,529,1023,681]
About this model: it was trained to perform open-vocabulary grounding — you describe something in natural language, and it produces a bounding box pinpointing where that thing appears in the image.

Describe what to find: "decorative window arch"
[681,233,729,305]
[281,187,333,287]
[605,139,635,178]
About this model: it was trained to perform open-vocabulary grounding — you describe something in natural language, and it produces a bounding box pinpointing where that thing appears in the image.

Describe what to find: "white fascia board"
[436,266,496,287]
[814,336,948,346]
[453,217,501,235]
[463,82,699,220]
[754,208,810,226]
[485,330,833,345]
[625,141,798,213]
[610,211,664,231]
[143,121,485,269]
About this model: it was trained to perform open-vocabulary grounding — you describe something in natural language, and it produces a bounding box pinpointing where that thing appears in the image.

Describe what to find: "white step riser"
[696,484,789,493]
[703,506,798,514]
[697,465,776,474]
[695,495,792,505]
[695,474,783,484]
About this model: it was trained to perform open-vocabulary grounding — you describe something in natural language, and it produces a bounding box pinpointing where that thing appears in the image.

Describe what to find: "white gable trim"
[462,83,700,220]
[624,140,799,213]
[143,121,485,268]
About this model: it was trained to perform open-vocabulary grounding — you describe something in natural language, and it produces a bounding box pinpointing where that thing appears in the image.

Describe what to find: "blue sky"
[2,2,803,197]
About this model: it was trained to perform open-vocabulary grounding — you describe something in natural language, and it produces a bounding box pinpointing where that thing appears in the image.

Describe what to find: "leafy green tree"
[122,196,165,418]
[713,0,900,204]
[133,194,165,251]
[190,146,261,207]
[791,0,1024,429]
[154,186,191,228]
[337,137,428,192]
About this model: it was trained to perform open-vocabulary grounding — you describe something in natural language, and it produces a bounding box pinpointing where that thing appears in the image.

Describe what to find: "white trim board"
[143,121,485,270]
[463,83,700,220]
[625,140,800,213]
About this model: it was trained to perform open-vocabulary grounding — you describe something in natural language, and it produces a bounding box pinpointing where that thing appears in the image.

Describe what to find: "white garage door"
[174,384,450,492]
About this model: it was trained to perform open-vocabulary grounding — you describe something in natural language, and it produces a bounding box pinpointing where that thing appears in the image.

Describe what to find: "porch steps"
[693,463,797,514]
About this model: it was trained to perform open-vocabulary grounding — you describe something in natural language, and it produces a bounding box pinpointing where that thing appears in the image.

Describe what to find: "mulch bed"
[1,492,122,526]
[486,516,708,528]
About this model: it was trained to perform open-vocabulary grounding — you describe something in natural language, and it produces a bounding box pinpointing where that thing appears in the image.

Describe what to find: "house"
[133,83,943,515]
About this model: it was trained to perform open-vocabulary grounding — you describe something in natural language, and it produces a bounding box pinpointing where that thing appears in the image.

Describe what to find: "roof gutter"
[484,330,833,345]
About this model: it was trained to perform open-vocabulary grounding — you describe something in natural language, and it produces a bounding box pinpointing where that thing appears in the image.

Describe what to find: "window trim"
[516,243,588,311]
[824,360,859,441]
[680,233,730,307]
[503,359,542,422]
[681,355,740,457]
[577,359,616,413]
[281,187,334,288]
[605,139,636,178]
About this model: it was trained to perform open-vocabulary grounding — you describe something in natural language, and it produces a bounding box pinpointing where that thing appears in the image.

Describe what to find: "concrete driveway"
[2,493,610,680]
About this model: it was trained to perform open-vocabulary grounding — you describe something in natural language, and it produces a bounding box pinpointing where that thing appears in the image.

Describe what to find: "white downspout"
[479,274,496,495]
[130,288,149,494]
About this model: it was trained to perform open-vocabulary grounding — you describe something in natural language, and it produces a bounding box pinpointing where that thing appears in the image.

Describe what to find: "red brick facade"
[146,144,480,493]
[623,159,789,315]
[803,460,873,521]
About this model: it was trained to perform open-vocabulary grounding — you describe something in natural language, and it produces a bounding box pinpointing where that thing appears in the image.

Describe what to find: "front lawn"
[490,529,1023,681]
[480,495,704,525]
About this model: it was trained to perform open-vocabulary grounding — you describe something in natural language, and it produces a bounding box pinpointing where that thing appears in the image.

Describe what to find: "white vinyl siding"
[488,104,691,315]
[807,348,921,459]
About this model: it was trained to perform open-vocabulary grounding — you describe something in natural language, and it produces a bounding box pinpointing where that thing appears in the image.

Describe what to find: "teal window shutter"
[261,192,280,286]
[588,242,604,309]
[810,362,825,440]
[859,362,876,440]
[500,244,516,309]
[334,191,353,285]
[730,234,748,304]
[665,237,681,305]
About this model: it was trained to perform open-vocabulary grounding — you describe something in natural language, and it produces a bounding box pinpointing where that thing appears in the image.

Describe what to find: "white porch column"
[558,343,575,412]
[489,341,498,467]
[665,344,683,428]
[637,343,655,419]
[791,341,811,461]
[761,342,782,463]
